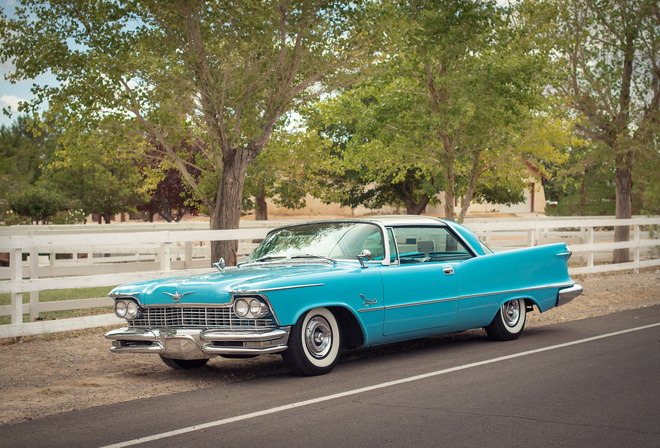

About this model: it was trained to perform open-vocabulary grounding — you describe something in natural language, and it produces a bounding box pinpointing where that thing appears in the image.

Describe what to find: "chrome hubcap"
[305,316,332,359]
[502,300,521,327]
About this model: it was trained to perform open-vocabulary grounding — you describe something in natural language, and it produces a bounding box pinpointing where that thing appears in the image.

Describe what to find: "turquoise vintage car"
[106,216,582,375]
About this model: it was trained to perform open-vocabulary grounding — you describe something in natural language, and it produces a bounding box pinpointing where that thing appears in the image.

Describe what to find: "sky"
[0,0,58,128]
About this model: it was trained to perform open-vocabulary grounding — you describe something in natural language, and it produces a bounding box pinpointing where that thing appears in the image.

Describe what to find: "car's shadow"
[147,325,562,383]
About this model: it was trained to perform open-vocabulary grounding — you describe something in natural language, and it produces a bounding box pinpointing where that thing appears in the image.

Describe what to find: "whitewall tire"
[282,307,341,376]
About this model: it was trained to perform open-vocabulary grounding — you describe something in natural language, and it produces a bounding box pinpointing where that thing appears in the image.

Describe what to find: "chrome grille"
[128,306,277,331]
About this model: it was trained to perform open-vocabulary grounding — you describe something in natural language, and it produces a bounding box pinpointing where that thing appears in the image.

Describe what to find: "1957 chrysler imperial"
[105,216,582,376]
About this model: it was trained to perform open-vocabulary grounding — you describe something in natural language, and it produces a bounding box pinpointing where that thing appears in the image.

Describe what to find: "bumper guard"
[557,284,583,307]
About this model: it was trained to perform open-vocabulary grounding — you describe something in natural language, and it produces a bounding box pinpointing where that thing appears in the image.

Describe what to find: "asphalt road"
[2,306,659,448]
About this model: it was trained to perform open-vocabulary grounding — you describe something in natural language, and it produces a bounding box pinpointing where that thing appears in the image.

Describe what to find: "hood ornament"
[163,291,196,302]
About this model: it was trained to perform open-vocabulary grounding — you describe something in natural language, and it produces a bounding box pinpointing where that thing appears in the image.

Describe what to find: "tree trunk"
[103,208,112,224]
[443,156,456,222]
[255,187,268,221]
[459,183,476,224]
[613,163,633,263]
[210,148,255,266]
[404,195,430,215]
[459,155,480,223]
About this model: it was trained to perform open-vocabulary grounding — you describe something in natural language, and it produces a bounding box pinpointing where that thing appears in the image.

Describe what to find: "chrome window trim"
[244,220,390,266]
[387,224,477,261]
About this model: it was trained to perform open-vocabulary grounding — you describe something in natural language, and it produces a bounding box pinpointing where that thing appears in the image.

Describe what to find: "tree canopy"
[1,0,386,264]
[300,0,567,221]
[0,0,657,256]
[532,0,660,261]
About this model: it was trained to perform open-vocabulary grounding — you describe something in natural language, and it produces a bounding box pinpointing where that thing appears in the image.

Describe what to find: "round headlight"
[115,300,128,318]
[249,299,264,318]
[126,300,139,319]
[234,299,249,318]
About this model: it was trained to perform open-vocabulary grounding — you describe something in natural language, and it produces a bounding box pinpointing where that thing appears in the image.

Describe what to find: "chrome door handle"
[443,266,454,275]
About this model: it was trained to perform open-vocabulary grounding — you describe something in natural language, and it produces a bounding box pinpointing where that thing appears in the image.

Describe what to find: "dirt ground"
[1,268,658,427]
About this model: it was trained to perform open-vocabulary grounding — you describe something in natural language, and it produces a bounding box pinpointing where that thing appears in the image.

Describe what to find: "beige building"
[261,163,546,219]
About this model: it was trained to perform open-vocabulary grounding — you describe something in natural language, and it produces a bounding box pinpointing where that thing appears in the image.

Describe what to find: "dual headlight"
[233,297,269,319]
[114,299,141,319]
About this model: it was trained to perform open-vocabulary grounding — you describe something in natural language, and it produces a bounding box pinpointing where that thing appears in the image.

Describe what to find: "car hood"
[109,263,356,306]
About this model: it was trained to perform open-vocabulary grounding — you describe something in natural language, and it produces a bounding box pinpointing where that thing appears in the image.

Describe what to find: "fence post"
[586,227,594,268]
[184,241,193,269]
[10,248,23,325]
[160,242,172,271]
[29,247,39,321]
[633,225,640,274]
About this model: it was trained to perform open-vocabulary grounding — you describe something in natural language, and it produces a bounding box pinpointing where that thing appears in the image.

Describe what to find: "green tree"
[46,140,147,223]
[0,115,57,198]
[544,144,618,216]
[1,0,384,264]
[244,132,312,220]
[532,0,660,262]
[8,185,65,224]
[302,0,566,221]
[302,85,446,214]
[137,140,204,222]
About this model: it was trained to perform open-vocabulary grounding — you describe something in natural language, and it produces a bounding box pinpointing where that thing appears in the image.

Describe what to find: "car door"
[381,226,472,337]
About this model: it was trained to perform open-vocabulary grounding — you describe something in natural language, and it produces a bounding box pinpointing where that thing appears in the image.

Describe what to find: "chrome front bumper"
[105,327,290,360]
[557,284,583,307]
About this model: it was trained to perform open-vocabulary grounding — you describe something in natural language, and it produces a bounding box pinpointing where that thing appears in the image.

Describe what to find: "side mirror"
[357,249,372,268]
[213,258,226,271]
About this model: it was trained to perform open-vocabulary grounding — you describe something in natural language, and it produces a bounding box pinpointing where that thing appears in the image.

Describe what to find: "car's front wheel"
[282,307,341,376]
[485,298,527,341]
[159,356,209,369]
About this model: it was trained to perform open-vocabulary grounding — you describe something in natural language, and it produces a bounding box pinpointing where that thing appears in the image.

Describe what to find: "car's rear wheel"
[159,355,209,369]
[282,307,341,376]
[485,298,526,341]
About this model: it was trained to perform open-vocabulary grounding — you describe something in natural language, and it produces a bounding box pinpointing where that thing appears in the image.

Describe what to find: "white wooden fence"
[1,216,658,338]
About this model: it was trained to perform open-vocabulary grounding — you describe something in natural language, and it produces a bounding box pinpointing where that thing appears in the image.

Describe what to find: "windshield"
[244,222,385,263]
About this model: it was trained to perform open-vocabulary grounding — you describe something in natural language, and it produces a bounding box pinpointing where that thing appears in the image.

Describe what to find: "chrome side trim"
[384,296,460,311]
[230,283,324,294]
[557,284,583,307]
[109,292,142,298]
[459,282,576,300]
[356,281,577,313]
[358,307,385,313]
[556,250,572,259]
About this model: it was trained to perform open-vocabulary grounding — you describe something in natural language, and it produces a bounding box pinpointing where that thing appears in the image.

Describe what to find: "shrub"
[8,186,66,224]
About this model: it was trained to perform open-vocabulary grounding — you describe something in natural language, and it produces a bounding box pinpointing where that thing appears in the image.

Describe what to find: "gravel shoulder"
[1,269,658,426]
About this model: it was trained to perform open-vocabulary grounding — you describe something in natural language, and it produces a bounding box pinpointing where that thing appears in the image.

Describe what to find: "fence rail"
[1,216,658,338]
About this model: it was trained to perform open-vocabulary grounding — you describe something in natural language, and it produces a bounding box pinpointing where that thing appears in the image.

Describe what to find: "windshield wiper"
[290,254,336,263]
[253,256,287,263]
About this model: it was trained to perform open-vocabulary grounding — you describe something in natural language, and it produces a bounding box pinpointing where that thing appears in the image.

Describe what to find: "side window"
[361,230,385,261]
[392,226,472,264]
